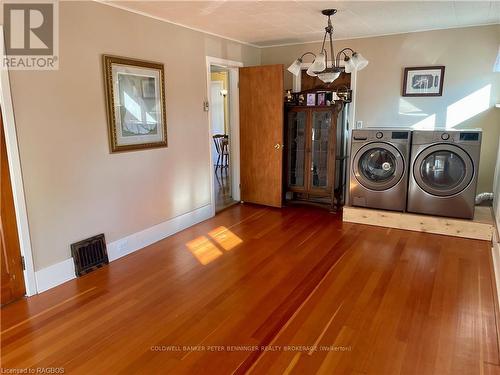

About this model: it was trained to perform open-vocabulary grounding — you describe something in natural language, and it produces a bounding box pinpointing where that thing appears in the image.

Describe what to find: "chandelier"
[287,9,368,84]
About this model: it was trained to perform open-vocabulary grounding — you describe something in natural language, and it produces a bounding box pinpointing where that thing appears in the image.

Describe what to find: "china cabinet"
[285,105,342,209]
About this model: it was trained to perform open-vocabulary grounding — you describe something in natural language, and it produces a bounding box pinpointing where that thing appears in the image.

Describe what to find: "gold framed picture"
[103,55,167,152]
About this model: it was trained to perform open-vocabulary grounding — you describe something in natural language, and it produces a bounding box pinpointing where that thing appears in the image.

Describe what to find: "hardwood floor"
[1,204,499,374]
[215,168,236,212]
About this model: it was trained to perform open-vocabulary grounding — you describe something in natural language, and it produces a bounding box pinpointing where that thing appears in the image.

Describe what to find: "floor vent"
[71,234,109,277]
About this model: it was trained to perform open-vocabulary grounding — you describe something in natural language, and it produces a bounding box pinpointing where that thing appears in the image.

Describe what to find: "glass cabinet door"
[287,111,306,187]
[311,111,332,189]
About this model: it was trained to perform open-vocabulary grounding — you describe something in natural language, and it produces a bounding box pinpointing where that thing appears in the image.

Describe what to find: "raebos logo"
[2,1,59,70]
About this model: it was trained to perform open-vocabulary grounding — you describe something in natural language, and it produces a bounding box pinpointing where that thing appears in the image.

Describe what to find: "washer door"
[413,144,474,197]
[353,142,404,191]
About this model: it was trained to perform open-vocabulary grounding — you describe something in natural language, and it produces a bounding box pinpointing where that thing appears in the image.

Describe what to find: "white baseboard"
[106,204,212,261]
[35,258,76,293]
[493,241,500,306]
[34,204,213,293]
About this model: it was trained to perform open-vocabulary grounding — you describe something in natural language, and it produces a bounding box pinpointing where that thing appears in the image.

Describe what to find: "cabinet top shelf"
[286,104,334,108]
[285,104,343,110]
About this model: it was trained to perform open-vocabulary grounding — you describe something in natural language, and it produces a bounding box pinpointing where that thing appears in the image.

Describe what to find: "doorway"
[210,66,234,212]
[207,59,242,213]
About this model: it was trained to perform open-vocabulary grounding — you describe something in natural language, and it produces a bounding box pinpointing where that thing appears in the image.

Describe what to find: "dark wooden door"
[239,65,284,207]
[1,107,25,305]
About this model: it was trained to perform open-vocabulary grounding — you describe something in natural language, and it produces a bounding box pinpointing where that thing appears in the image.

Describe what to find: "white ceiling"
[108,1,500,47]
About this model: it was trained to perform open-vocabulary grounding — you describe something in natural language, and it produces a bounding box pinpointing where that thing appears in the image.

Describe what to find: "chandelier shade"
[287,59,302,75]
[306,65,318,77]
[310,52,326,73]
[351,53,369,71]
[344,57,355,74]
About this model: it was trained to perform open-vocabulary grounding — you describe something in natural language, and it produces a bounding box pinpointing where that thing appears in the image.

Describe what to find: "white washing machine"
[407,130,481,219]
[349,129,411,211]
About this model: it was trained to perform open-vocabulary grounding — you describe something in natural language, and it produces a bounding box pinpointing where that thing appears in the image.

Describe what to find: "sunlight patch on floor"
[208,226,243,251]
[185,227,243,265]
[185,236,223,265]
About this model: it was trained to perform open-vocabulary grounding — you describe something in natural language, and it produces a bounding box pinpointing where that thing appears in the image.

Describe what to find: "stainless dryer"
[407,130,481,219]
[349,129,411,211]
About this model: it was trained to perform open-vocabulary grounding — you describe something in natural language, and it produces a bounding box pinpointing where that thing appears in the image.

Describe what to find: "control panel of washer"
[352,130,410,142]
[412,130,482,145]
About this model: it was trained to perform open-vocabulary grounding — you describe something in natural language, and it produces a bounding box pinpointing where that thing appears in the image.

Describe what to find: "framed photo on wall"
[103,55,168,152]
[402,66,445,97]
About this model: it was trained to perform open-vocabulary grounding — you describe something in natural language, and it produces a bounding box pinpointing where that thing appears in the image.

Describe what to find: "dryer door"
[353,142,405,191]
[413,144,474,197]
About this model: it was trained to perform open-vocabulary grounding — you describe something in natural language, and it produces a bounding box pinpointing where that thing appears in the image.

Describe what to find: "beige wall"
[6,1,260,270]
[262,25,500,193]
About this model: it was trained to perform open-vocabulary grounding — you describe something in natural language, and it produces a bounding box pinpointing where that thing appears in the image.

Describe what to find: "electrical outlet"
[356,120,363,129]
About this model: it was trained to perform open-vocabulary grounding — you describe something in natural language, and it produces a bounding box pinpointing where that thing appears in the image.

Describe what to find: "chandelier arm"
[335,48,356,67]
[299,52,317,61]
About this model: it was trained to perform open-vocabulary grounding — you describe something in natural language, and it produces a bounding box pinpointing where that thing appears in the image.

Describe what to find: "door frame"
[206,56,243,216]
[0,26,37,296]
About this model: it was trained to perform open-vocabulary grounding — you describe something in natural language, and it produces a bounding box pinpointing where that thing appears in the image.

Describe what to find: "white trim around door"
[0,26,38,296]
[206,56,243,216]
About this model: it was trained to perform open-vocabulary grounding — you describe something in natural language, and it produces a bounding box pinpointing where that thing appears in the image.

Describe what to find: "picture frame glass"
[404,68,443,96]
[112,65,164,147]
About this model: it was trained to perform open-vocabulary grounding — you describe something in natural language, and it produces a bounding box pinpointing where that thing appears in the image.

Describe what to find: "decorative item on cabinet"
[335,86,352,102]
[285,89,294,103]
[285,87,351,108]
[317,92,326,106]
[306,93,316,106]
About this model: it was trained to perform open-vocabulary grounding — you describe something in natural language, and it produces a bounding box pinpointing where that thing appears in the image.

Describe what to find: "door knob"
[274,144,281,149]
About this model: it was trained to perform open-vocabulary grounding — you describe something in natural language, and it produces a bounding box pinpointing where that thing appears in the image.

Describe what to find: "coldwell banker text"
[2,1,59,70]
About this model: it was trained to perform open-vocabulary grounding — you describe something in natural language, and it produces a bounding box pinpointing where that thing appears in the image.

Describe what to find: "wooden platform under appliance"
[343,206,495,241]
